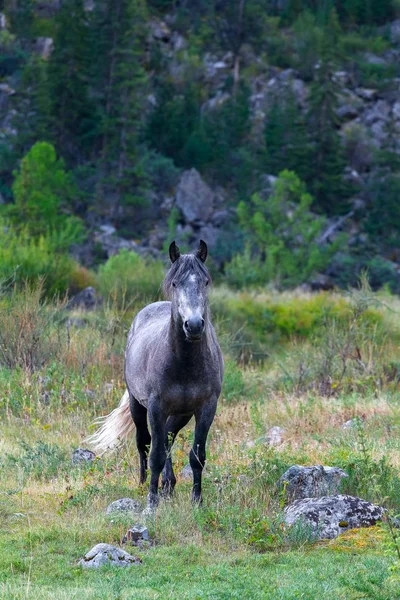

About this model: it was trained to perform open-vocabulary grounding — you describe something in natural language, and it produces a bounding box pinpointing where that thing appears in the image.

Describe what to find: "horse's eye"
[205,280,209,286]
[172,281,177,288]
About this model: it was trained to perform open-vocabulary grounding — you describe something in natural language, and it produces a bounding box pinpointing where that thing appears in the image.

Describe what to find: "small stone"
[266,426,285,447]
[122,524,149,544]
[79,543,141,568]
[342,418,363,430]
[180,464,192,480]
[72,448,96,464]
[106,498,141,515]
[284,495,385,541]
[280,465,348,502]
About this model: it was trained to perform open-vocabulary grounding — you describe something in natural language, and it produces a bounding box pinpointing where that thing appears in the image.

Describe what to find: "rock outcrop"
[284,495,385,541]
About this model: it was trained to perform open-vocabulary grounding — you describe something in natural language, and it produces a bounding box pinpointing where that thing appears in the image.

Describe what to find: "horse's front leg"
[190,397,218,504]
[147,398,167,508]
[162,413,193,496]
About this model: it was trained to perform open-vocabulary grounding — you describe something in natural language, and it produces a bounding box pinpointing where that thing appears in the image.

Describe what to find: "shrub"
[97,249,165,305]
[0,223,78,295]
[0,280,66,372]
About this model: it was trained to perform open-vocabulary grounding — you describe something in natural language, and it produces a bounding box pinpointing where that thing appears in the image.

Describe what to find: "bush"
[97,249,165,305]
[0,223,79,295]
[0,281,66,372]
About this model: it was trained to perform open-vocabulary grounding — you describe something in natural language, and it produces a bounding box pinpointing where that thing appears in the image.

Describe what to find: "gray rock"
[390,20,400,43]
[176,169,214,224]
[393,101,400,120]
[149,19,171,42]
[284,495,385,541]
[180,464,192,480]
[67,287,101,310]
[266,426,285,447]
[197,224,219,249]
[362,100,391,125]
[342,418,363,430]
[72,448,96,464]
[337,104,360,120]
[355,87,377,101]
[210,209,230,227]
[280,465,348,502]
[122,524,149,544]
[363,52,388,66]
[34,37,53,60]
[106,498,141,515]
[94,227,139,258]
[79,543,141,568]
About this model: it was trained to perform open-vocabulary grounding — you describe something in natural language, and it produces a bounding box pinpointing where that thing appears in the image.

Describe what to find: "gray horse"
[89,240,224,507]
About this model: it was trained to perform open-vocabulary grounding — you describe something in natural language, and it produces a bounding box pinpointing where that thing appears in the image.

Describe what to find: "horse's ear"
[169,241,181,263]
[196,240,208,263]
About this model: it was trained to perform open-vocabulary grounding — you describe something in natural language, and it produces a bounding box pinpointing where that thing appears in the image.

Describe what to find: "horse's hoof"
[142,504,156,517]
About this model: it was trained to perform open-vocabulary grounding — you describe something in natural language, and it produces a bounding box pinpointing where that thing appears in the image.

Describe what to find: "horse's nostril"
[184,320,189,329]
[201,318,205,328]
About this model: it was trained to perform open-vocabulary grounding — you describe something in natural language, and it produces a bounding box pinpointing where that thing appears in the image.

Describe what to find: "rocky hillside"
[1,1,400,291]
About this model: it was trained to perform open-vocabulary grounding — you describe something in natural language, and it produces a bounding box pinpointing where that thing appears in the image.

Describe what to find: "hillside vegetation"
[1,1,400,291]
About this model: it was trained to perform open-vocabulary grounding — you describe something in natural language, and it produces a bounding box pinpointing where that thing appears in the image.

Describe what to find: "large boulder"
[280,465,348,502]
[176,169,215,224]
[79,544,141,568]
[284,495,385,540]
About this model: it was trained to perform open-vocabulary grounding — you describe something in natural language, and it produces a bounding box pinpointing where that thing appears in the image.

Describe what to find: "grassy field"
[1,282,400,599]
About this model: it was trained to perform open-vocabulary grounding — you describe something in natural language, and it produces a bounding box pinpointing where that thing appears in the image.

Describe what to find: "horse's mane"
[162,253,211,299]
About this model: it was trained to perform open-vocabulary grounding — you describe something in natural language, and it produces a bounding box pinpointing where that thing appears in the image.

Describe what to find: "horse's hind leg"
[130,394,151,485]
[162,413,193,496]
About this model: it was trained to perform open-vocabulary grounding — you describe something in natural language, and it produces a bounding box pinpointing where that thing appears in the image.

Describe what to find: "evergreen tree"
[47,0,97,163]
[90,0,149,212]
[264,91,312,183]
[307,9,349,215]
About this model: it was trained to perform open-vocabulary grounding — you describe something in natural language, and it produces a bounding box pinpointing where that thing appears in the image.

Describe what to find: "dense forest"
[1,0,400,294]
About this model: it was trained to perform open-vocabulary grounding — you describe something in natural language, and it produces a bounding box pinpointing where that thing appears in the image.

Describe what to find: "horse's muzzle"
[184,317,205,341]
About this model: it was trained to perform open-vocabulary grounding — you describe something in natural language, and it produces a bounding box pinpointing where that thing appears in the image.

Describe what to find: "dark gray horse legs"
[147,400,167,507]
[161,413,193,495]
[130,394,151,485]
[190,398,218,504]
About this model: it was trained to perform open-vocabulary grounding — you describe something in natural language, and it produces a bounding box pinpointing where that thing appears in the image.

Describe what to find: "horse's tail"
[86,390,134,455]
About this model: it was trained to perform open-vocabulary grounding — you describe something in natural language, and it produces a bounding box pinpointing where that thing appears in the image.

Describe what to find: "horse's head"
[164,240,210,342]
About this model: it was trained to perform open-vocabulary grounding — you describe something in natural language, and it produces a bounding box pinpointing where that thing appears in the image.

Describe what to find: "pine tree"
[264,91,312,183]
[47,0,97,163]
[90,0,149,213]
[307,9,349,215]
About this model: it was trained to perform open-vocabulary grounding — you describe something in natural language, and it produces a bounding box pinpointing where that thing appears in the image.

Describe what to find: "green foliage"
[228,170,340,288]
[96,249,164,305]
[6,142,84,249]
[0,225,78,295]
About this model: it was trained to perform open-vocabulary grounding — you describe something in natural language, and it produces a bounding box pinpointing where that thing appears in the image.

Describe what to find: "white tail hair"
[86,390,134,455]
